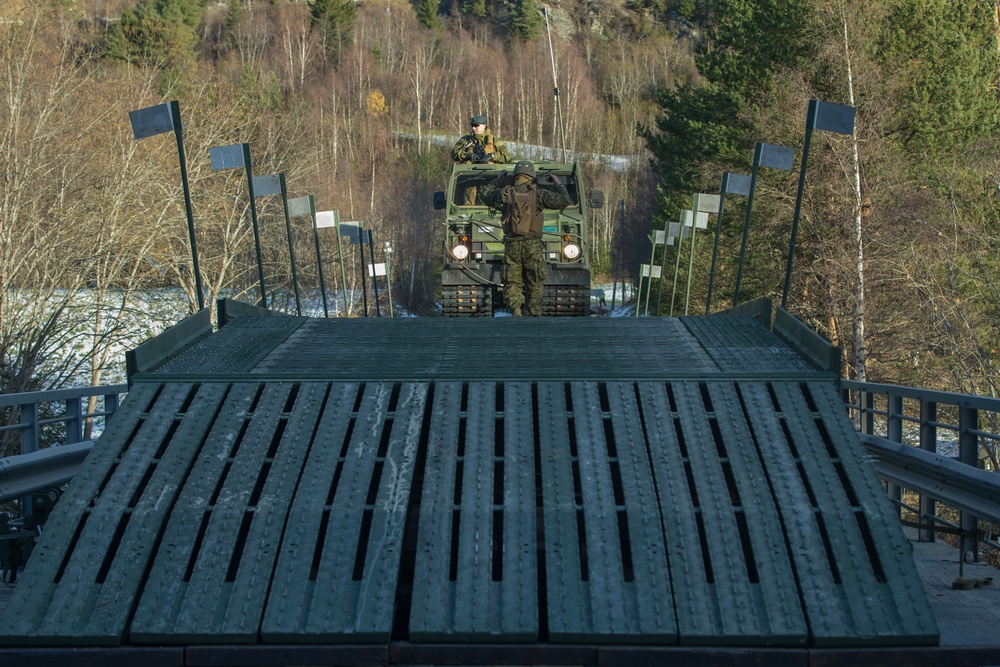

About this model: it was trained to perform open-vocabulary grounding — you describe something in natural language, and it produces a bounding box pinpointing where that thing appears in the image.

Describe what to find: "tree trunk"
[844,13,867,383]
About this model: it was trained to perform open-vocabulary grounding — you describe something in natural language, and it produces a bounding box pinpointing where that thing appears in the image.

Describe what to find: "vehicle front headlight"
[562,243,581,260]
[451,244,469,260]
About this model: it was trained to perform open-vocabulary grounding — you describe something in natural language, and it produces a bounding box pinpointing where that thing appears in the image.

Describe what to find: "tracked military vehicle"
[434,160,603,316]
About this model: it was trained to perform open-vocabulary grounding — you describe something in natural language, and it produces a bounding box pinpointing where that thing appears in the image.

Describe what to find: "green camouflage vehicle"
[434,160,603,316]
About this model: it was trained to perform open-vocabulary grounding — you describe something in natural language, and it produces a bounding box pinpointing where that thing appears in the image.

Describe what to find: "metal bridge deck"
[0,314,941,661]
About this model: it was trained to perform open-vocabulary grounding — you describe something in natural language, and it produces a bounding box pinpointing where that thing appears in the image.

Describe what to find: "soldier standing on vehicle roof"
[452,115,511,205]
[479,160,572,317]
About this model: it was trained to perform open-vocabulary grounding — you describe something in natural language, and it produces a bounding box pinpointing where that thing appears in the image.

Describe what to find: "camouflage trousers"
[503,235,547,316]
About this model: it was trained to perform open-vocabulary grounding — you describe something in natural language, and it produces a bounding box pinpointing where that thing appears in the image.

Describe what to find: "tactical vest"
[502,185,543,236]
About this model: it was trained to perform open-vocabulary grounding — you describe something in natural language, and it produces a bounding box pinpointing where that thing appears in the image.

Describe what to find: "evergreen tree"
[695,0,813,99]
[309,0,358,69]
[106,0,205,68]
[459,0,487,18]
[416,0,442,29]
[645,83,746,212]
[644,0,814,216]
[509,0,543,41]
[225,0,244,34]
[876,0,1000,158]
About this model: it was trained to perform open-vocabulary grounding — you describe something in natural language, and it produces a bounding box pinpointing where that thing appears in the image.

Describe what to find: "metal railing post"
[65,397,83,444]
[887,393,903,517]
[861,390,875,435]
[918,399,937,542]
[958,405,979,562]
[105,391,120,415]
[19,401,38,520]
[19,402,38,456]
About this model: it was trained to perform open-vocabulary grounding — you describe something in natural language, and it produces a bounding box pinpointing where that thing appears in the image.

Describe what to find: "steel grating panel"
[409,381,538,642]
[137,316,822,383]
[260,381,426,643]
[802,381,939,644]
[640,380,808,645]
[682,315,815,374]
[259,382,364,642]
[0,383,221,646]
[130,381,328,644]
[154,317,307,375]
[0,316,938,650]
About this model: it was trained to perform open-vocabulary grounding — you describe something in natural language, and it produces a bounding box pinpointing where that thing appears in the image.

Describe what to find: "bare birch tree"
[842,9,867,383]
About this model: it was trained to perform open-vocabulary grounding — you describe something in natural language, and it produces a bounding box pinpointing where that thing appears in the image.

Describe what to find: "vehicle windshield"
[453,173,579,207]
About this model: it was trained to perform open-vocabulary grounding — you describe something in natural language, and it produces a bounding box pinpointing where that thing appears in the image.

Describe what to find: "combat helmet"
[513,160,535,177]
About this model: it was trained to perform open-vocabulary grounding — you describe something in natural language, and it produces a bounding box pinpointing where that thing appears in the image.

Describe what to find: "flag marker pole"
[367,229,381,317]
[734,142,794,307]
[242,145,267,308]
[169,101,205,311]
[129,101,204,310]
[306,197,329,318]
[278,174,302,316]
[670,214,690,316]
[782,100,856,308]
[706,176,729,315]
[643,234,657,316]
[210,143,267,308]
[335,212,349,317]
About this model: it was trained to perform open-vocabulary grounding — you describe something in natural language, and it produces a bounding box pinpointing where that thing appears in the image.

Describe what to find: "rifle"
[464,140,493,164]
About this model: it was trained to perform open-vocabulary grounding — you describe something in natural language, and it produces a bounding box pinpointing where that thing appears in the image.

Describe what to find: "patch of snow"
[396,132,642,173]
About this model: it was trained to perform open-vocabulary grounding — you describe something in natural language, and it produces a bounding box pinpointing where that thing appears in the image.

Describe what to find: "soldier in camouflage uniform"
[452,115,511,205]
[479,161,572,317]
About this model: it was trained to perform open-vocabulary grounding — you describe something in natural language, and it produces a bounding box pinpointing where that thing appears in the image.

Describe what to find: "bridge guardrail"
[0,440,95,504]
[842,379,1000,559]
[0,384,127,455]
[0,384,128,519]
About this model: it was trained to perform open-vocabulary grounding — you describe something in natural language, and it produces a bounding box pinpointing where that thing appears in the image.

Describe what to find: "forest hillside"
[2,0,1000,404]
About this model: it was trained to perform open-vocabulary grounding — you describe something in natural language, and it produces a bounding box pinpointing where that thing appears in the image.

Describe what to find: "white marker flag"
[754,142,795,171]
[723,172,752,196]
[288,196,311,217]
[641,264,662,278]
[694,193,721,214]
[667,221,680,245]
[315,211,337,229]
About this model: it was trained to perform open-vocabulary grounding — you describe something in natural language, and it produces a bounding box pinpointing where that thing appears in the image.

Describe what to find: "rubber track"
[542,285,590,317]
[442,285,492,317]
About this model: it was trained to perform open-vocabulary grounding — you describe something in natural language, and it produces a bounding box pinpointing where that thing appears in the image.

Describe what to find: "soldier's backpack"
[501,185,543,236]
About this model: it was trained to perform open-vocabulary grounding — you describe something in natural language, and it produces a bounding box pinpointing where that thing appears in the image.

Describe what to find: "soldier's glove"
[471,147,490,164]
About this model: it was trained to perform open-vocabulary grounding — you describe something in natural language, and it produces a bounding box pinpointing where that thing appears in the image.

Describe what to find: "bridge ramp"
[0,315,938,650]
